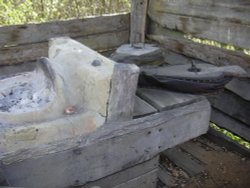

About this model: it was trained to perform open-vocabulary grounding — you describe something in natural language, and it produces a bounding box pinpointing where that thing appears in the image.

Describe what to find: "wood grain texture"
[225,78,250,101]
[107,63,139,122]
[148,33,250,75]
[148,0,250,49]
[0,14,129,47]
[1,100,210,188]
[208,90,250,126]
[149,0,250,25]
[162,147,205,177]
[206,128,250,158]
[82,156,158,188]
[0,30,129,65]
[133,96,157,118]
[130,0,148,44]
[211,108,250,141]
[113,169,158,188]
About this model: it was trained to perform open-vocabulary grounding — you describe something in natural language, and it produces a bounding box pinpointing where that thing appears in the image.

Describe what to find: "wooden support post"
[130,0,148,47]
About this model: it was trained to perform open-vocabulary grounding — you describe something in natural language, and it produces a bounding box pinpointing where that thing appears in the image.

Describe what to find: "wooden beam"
[0,14,129,47]
[130,0,148,45]
[148,0,250,49]
[208,90,250,126]
[82,156,158,188]
[0,30,129,65]
[148,33,250,75]
[0,99,210,188]
[211,108,250,141]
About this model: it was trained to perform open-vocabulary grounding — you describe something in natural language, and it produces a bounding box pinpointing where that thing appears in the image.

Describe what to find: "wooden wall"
[0,13,130,65]
[147,0,250,148]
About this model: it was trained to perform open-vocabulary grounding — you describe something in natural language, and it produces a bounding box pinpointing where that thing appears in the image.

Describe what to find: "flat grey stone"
[137,88,205,111]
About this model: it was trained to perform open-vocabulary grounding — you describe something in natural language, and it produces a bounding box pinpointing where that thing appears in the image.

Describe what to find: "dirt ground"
[159,137,250,188]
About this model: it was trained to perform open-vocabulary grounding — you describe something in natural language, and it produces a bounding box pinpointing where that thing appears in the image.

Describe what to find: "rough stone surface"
[111,44,163,65]
[0,37,139,154]
[49,37,116,117]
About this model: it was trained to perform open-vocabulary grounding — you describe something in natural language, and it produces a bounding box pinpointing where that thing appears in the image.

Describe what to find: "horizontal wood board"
[148,0,250,49]
[0,14,130,65]
[0,14,129,47]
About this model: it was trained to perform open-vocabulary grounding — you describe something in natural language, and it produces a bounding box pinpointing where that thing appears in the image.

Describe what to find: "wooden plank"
[0,14,129,47]
[148,3,250,49]
[162,147,205,177]
[211,108,250,141]
[148,0,250,25]
[0,100,210,188]
[0,30,129,65]
[208,90,250,126]
[158,165,176,187]
[225,78,250,101]
[148,33,250,75]
[133,96,157,118]
[162,50,206,65]
[82,156,158,188]
[113,169,158,188]
[179,141,210,164]
[130,0,148,45]
[137,88,205,111]
[107,63,139,122]
[206,128,250,158]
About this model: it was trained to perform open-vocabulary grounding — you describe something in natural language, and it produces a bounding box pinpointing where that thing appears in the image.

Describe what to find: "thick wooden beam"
[130,0,148,45]
[0,99,210,188]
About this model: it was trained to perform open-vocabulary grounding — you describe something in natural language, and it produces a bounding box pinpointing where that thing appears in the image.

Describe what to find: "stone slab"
[137,88,205,111]
[111,44,163,65]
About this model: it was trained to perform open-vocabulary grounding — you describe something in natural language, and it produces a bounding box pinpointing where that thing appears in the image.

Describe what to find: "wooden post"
[130,0,148,47]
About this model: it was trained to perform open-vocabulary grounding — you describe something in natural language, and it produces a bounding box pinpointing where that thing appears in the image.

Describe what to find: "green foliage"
[0,0,131,25]
[185,34,250,56]
[210,123,250,149]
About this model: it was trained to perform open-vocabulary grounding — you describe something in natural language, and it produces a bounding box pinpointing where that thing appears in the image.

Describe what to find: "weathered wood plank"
[179,141,210,164]
[108,63,139,122]
[130,0,148,45]
[211,108,250,141]
[208,90,250,126]
[0,30,129,65]
[82,156,158,188]
[137,88,205,111]
[148,3,250,49]
[225,78,250,101]
[206,128,250,158]
[162,147,205,177]
[148,0,250,25]
[113,169,158,188]
[148,33,250,75]
[158,165,176,187]
[133,96,157,118]
[0,14,129,47]
[0,100,210,188]
[162,49,206,65]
